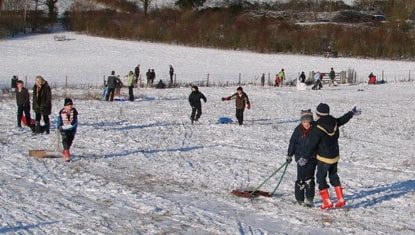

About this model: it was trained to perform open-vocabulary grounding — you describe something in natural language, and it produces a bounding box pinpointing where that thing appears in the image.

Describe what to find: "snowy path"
[1,84,415,234]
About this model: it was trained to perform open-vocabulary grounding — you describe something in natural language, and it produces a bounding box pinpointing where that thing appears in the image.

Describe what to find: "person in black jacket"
[33,76,52,134]
[188,85,207,124]
[105,71,121,101]
[304,103,361,209]
[299,72,306,83]
[15,80,32,128]
[286,109,316,207]
[169,65,174,86]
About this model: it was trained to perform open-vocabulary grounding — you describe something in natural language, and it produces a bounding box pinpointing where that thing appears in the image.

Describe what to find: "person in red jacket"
[368,72,377,84]
[222,87,250,125]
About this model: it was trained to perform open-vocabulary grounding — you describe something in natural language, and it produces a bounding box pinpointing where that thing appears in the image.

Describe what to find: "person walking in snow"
[57,98,78,162]
[105,71,121,101]
[15,80,32,129]
[150,69,156,86]
[304,103,361,209]
[188,85,207,124]
[328,67,336,87]
[312,71,323,90]
[169,65,174,86]
[33,76,52,134]
[134,64,140,86]
[221,87,250,125]
[146,69,151,88]
[299,71,306,83]
[286,109,317,207]
[126,71,135,101]
[278,69,285,86]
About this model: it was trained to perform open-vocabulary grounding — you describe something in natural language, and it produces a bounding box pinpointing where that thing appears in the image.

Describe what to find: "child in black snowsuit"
[222,87,250,125]
[286,109,316,207]
[15,80,32,129]
[304,103,360,209]
[188,86,207,124]
[57,98,78,162]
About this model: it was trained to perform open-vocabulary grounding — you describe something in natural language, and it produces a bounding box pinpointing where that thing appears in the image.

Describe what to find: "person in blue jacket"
[286,109,316,207]
[57,98,78,162]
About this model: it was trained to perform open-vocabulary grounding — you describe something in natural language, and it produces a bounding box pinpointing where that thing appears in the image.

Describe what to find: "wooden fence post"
[238,73,241,85]
[206,74,209,87]
[65,76,68,88]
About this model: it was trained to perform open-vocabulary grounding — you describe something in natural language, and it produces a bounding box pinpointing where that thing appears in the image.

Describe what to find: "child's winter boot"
[319,189,333,209]
[334,186,346,208]
[63,150,70,162]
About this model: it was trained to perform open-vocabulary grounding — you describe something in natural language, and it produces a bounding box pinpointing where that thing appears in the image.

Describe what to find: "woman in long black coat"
[33,76,52,134]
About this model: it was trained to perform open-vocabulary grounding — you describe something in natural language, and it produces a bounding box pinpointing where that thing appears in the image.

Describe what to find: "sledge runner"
[33,76,52,134]
[286,109,316,207]
[304,103,361,209]
[221,87,250,125]
[15,80,32,129]
[57,98,78,162]
[188,85,207,124]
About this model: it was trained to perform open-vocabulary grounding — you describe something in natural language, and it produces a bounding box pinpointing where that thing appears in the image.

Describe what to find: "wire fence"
[1,70,414,92]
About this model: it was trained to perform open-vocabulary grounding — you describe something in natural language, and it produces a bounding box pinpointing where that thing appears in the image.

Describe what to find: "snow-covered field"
[1,32,415,88]
[1,82,414,234]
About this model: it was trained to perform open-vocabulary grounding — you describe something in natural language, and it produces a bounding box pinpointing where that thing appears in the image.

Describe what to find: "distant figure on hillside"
[169,65,175,86]
[278,69,285,86]
[115,75,123,97]
[368,72,377,85]
[11,75,18,93]
[155,80,166,89]
[312,72,323,90]
[146,69,151,88]
[126,71,135,101]
[188,85,207,124]
[299,71,306,83]
[150,69,156,86]
[134,64,140,87]
[329,67,336,87]
[105,71,121,101]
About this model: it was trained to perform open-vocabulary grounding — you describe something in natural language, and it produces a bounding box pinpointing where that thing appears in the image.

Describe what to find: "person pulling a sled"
[57,98,78,162]
[188,85,207,124]
[286,109,317,207]
[222,87,250,125]
[16,80,33,129]
[304,103,361,209]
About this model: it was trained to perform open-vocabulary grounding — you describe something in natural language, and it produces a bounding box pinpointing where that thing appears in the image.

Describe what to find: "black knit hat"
[191,85,198,91]
[301,109,313,122]
[316,103,330,116]
[64,98,73,106]
[237,87,243,91]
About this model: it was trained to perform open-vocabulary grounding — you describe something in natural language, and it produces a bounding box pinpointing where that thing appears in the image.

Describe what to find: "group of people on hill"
[14,76,77,162]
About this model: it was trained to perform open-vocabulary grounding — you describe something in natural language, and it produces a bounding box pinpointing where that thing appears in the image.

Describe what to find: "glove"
[297,158,307,166]
[221,97,226,101]
[352,106,362,116]
[247,103,251,109]
[286,155,292,164]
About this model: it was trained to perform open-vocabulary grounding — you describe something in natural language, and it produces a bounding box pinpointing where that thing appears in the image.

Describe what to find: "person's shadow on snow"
[347,180,415,208]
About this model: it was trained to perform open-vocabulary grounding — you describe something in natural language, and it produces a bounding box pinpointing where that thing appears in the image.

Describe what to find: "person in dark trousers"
[222,87,250,125]
[134,64,140,86]
[299,71,306,83]
[304,103,361,209]
[151,69,156,85]
[169,65,174,86]
[33,76,52,134]
[146,69,151,88]
[329,67,336,87]
[105,71,121,101]
[188,85,207,124]
[126,71,135,101]
[57,98,78,162]
[286,109,316,207]
[16,80,32,129]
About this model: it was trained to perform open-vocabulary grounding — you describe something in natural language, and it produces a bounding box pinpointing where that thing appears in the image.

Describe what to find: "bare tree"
[138,0,151,15]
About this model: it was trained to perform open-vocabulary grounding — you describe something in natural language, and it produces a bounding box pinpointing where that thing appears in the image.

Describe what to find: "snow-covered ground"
[1,32,415,88]
[0,82,414,234]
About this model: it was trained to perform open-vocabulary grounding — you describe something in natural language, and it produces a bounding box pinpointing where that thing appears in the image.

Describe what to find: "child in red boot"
[57,98,78,162]
[304,103,361,209]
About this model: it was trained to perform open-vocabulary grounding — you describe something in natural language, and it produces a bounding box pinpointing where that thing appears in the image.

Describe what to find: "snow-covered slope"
[1,32,414,87]
[0,82,414,234]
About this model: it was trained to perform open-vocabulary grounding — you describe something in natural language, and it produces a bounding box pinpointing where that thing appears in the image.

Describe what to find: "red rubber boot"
[319,189,333,209]
[334,186,346,208]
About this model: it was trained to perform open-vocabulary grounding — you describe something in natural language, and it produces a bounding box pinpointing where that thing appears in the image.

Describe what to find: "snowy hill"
[0,83,414,233]
[1,32,414,87]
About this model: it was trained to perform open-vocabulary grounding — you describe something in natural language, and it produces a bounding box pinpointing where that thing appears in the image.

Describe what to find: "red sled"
[21,115,35,126]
